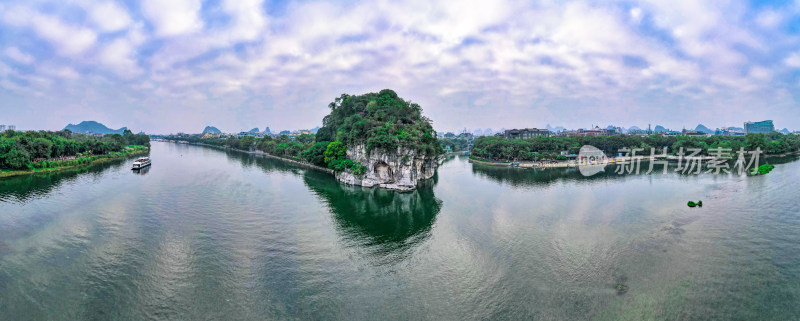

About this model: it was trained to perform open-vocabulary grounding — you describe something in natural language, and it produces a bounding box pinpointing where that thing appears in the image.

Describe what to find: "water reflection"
[469,155,799,188]
[0,157,130,203]
[470,161,615,188]
[225,149,308,176]
[303,172,442,264]
[131,166,150,175]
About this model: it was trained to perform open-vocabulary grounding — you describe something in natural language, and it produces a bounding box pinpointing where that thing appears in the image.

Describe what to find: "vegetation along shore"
[0,129,150,178]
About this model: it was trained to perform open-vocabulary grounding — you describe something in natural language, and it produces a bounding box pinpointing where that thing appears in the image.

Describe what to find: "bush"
[303,141,330,166]
[2,149,31,169]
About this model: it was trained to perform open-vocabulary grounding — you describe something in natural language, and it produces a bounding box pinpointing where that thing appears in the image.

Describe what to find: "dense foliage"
[471,132,800,161]
[438,137,471,152]
[316,89,442,156]
[0,129,150,170]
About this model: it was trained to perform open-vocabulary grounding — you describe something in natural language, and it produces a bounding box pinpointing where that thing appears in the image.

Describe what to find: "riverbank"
[469,156,575,168]
[0,146,149,178]
[161,139,334,174]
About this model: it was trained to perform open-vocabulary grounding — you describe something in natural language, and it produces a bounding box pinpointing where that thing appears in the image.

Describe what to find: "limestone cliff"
[335,145,437,191]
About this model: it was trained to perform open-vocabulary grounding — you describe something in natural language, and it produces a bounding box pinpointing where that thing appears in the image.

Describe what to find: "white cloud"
[5,47,34,64]
[220,0,267,43]
[748,66,772,81]
[630,7,643,24]
[98,37,141,77]
[141,0,203,36]
[785,52,800,68]
[755,9,783,29]
[2,6,97,55]
[53,67,80,80]
[89,2,133,32]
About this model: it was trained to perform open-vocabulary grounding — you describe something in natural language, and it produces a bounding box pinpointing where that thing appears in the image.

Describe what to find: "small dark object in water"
[687,200,702,208]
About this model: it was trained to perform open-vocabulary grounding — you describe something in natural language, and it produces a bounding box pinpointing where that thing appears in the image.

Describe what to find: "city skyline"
[2,0,800,133]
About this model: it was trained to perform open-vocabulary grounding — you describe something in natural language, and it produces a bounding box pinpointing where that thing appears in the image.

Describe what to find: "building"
[714,127,745,136]
[504,128,551,139]
[237,131,264,138]
[6,125,15,131]
[681,129,708,137]
[565,126,618,137]
[744,120,774,134]
[0,125,6,132]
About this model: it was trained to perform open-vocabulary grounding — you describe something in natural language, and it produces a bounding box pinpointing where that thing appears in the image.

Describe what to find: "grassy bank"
[468,155,512,166]
[0,145,149,178]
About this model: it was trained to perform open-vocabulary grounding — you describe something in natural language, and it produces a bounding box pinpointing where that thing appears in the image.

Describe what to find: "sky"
[1,0,800,134]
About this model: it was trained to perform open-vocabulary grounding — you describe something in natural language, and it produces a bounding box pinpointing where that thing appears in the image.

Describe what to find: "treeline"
[471,132,800,161]
[438,137,470,152]
[167,134,368,176]
[0,130,150,170]
[172,134,316,161]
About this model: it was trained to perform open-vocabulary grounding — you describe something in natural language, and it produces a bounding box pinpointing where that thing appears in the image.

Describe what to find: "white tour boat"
[131,157,151,170]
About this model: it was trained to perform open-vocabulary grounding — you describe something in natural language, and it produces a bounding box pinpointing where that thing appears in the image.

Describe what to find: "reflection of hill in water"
[0,158,128,204]
[225,148,444,261]
[303,172,442,264]
[470,163,621,188]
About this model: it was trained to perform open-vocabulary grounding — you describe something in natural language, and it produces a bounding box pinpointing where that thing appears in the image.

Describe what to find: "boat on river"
[131,157,151,170]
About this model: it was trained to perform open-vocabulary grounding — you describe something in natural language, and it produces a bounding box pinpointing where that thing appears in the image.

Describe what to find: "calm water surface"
[1,142,799,320]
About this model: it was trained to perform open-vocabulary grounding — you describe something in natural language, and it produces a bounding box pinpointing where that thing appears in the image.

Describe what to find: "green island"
[165,89,442,190]
[0,130,150,178]
[470,131,800,161]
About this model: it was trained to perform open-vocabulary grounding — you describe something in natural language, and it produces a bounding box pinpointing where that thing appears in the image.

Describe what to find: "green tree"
[303,141,330,166]
[2,149,31,169]
[745,133,768,151]
[30,138,54,159]
[324,141,347,164]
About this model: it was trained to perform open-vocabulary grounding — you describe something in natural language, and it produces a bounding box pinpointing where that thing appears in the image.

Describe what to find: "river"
[1,141,799,320]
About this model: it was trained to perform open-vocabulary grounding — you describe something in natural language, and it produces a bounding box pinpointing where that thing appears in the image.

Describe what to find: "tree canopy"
[0,130,150,170]
[316,89,442,156]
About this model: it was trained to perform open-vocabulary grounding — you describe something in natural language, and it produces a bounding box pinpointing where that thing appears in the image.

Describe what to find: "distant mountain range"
[202,126,221,134]
[248,128,259,133]
[695,124,713,134]
[263,127,271,134]
[64,121,127,134]
[654,125,667,133]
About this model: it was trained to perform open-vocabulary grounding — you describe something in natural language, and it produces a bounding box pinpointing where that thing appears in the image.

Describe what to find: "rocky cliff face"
[335,145,437,191]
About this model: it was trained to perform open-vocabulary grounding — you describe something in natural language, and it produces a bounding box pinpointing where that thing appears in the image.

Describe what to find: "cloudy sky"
[1,0,799,133]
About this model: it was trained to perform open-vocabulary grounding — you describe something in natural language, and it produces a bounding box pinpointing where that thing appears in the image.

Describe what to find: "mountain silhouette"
[64,121,127,134]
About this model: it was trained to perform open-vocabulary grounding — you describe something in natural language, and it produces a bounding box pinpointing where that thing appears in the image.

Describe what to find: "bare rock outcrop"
[335,145,437,191]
